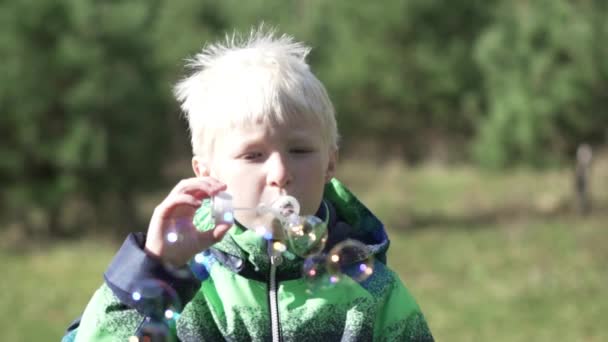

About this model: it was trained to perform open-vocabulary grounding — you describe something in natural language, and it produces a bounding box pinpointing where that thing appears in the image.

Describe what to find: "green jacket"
[69,179,433,341]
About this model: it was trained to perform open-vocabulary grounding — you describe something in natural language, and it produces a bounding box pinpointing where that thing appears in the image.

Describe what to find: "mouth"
[270,195,301,218]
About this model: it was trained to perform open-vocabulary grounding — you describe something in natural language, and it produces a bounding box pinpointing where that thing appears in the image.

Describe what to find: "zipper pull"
[268,240,283,266]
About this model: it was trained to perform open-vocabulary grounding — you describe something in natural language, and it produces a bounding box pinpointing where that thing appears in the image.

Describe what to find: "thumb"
[211,223,232,242]
[196,223,232,250]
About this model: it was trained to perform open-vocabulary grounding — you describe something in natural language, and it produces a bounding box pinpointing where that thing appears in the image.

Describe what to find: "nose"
[266,152,292,188]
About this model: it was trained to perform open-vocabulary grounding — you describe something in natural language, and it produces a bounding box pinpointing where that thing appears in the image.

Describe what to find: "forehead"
[222,119,322,146]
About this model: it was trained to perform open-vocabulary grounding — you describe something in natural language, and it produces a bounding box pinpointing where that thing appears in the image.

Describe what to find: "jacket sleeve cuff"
[104,232,201,317]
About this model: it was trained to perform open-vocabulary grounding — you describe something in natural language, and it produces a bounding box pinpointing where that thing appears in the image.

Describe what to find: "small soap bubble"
[254,226,266,236]
[302,255,324,276]
[165,218,191,244]
[129,279,182,322]
[273,241,287,253]
[271,195,301,218]
[326,239,374,283]
[223,212,234,223]
[253,225,274,240]
[194,252,205,264]
[166,232,179,243]
[164,309,175,320]
[211,192,234,225]
[286,215,328,257]
[190,254,210,280]
[302,254,331,293]
[137,320,170,342]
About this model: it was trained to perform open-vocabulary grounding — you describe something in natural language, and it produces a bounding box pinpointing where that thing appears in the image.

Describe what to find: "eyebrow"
[285,128,318,141]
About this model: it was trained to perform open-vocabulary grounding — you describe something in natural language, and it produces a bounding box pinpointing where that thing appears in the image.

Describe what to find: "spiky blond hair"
[174,27,338,158]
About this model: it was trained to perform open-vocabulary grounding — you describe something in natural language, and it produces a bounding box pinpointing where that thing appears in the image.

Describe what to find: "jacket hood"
[192,178,390,281]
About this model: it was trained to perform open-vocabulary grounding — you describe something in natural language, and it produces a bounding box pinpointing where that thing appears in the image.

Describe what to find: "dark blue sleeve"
[103,232,201,317]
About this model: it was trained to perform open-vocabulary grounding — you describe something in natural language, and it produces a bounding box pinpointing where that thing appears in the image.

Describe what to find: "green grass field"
[2,159,606,341]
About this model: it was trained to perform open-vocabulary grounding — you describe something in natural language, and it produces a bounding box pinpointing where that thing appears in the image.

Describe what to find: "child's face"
[195,118,336,229]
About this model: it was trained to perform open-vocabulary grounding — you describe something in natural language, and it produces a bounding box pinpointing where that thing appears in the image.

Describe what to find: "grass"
[1,240,116,341]
[388,218,607,341]
[2,158,607,341]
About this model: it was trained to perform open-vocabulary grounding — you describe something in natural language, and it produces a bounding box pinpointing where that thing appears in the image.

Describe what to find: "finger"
[155,193,203,219]
[212,223,232,241]
[170,177,226,198]
[196,223,232,246]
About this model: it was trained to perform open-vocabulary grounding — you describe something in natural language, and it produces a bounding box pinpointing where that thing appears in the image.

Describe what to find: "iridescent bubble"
[135,319,171,342]
[303,255,324,280]
[129,279,182,321]
[302,254,330,293]
[286,215,328,257]
[222,212,234,223]
[271,195,301,219]
[194,252,205,264]
[326,239,374,283]
[254,225,274,240]
[272,241,287,253]
[166,232,179,243]
[164,309,176,320]
[190,251,210,280]
[211,192,295,237]
[211,192,235,225]
[166,217,191,244]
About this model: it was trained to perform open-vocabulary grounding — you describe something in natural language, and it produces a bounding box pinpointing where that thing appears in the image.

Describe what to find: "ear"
[325,148,338,183]
[192,156,210,177]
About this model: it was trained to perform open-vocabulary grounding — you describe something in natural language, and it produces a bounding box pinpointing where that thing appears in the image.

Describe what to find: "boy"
[66,28,433,341]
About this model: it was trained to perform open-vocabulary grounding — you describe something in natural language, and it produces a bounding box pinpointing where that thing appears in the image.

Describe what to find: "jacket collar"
[192,178,390,281]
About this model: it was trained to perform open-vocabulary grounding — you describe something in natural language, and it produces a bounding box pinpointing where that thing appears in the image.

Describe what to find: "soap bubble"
[300,239,374,293]
[270,195,301,219]
[129,279,182,322]
[253,225,274,240]
[190,251,210,280]
[211,192,235,225]
[165,218,192,244]
[210,192,298,237]
[250,215,284,242]
[286,215,328,258]
[326,239,374,283]
[166,232,179,243]
[133,319,171,342]
[272,241,287,253]
[302,254,330,293]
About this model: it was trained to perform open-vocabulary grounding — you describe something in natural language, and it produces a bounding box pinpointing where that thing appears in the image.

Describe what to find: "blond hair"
[174,27,338,158]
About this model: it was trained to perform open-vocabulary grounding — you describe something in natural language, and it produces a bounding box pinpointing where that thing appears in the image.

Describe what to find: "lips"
[270,195,301,218]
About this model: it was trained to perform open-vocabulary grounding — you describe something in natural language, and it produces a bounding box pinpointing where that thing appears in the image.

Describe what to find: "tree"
[473,0,608,168]
[0,0,171,237]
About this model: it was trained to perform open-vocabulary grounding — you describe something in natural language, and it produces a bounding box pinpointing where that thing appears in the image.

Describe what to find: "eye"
[290,147,314,154]
[241,152,263,160]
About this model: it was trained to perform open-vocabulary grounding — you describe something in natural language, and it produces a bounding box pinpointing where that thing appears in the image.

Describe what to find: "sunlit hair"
[174,27,339,158]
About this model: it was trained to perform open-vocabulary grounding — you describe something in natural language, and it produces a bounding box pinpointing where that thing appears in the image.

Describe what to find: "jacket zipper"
[268,241,283,342]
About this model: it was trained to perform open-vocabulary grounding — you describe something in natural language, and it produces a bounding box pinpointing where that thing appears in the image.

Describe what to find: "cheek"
[219,163,267,204]
[295,162,327,215]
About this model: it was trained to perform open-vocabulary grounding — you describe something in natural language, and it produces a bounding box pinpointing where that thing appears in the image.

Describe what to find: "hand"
[144,177,230,266]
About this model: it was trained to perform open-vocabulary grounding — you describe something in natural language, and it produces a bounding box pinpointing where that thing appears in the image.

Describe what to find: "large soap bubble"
[301,239,374,292]
[285,215,328,258]
[326,239,374,283]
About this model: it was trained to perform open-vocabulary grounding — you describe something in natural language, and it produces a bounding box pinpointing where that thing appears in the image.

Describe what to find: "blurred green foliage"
[0,0,172,236]
[1,0,607,237]
[474,0,608,167]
